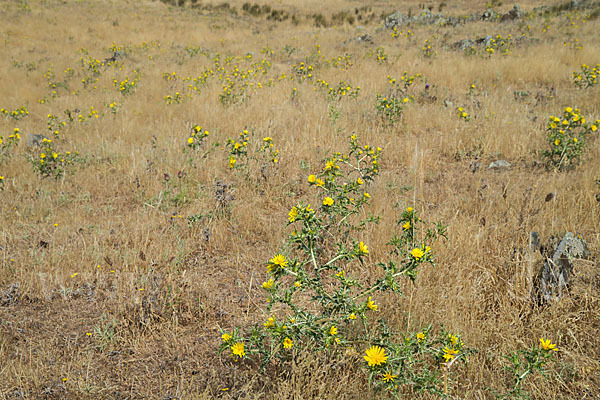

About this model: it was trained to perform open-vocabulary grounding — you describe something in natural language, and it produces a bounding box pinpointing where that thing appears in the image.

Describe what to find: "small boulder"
[488,160,511,169]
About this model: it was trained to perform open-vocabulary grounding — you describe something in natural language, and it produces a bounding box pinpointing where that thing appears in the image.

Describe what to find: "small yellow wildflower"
[406,207,413,212]
[263,316,276,328]
[221,332,232,342]
[231,342,245,358]
[442,346,458,362]
[367,296,378,311]
[288,206,298,223]
[262,278,274,289]
[323,197,334,206]
[402,221,411,230]
[364,192,371,198]
[283,337,293,349]
[188,137,194,144]
[539,338,558,352]
[356,177,364,185]
[416,332,425,342]
[294,281,301,288]
[382,370,398,382]
[411,248,425,260]
[364,345,388,366]
[308,174,316,183]
[329,326,338,335]
[315,178,325,187]
[359,241,369,254]
[348,313,357,320]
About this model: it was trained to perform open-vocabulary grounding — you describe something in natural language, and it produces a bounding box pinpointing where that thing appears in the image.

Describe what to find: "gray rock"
[27,133,48,147]
[536,232,590,302]
[501,4,522,21]
[482,8,498,20]
[488,160,511,169]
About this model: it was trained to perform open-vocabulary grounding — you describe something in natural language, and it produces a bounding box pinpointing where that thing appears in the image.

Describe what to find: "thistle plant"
[219,135,468,397]
[29,138,80,178]
[543,107,598,170]
[457,106,471,121]
[573,63,599,88]
[498,338,558,400]
[0,128,21,160]
[226,128,279,174]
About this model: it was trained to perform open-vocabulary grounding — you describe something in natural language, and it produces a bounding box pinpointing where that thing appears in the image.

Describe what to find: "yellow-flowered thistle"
[308,174,316,183]
[221,332,232,342]
[382,370,397,382]
[268,254,288,272]
[363,345,388,366]
[323,197,334,206]
[358,241,369,255]
[539,338,558,352]
[329,326,337,335]
[367,296,378,311]
[263,316,276,328]
[442,346,458,362]
[262,278,274,289]
[411,247,425,260]
[283,337,293,349]
[231,342,245,358]
[288,206,298,222]
[416,332,425,342]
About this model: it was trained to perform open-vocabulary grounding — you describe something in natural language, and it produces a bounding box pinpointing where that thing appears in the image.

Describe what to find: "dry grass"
[1,0,599,398]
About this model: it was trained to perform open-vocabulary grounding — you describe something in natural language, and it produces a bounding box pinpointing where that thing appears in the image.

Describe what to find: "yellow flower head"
[539,338,558,352]
[188,137,194,144]
[221,332,232,342]
[268,254,288,272]
[416,332,425,342]
[382,370,398,382]
[364,192,371,198]
[229,156,236,169]
[364,345,387,366]
[288,206,298,223]
[329,326,338,335]
[308,174,317,183]
[367,296,378,311]
[402,221,411,230]
[231,342,245,358]
[294,281,301,288]
[442,346,458,362]
[359,241,369,255]
[316,178,325,187]
[411,247,425,260]
[323,197,334,206]
[283,337,293,349]
[348,313,357,320]
[263,316,276,328]
[262,278,274,289]
[356,177,364,185]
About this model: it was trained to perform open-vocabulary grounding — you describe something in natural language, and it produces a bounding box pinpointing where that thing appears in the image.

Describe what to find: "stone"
[501,4,523,21]
[535,232,591,303]
[27,133,48,147]
[488,160,511,169]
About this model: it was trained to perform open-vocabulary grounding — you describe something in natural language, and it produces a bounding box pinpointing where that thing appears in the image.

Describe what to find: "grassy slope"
[0,0,599,398]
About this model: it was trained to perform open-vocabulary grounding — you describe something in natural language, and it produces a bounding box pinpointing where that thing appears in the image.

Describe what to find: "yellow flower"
[283,337,293,349]
[539,338,558,351]
[565,107,573,113]
[305,204,313,212]
[367,296,378,311]
[402,221,411,230]
[268,254,288,272]
[573,137,578,143]
[40,153,46,159]
[308,174,316,183]
[442,346,458,362]
[382,370,398,382]
[324,160,335,170]
[348,313,357,320]
[288,206,298,222]
[263,136,272,142]
[262,278,274,289]
[356,177,364,185]
[221,332,232,342]
[411,248,425,260]
[592,125,598,132]
[406,207,413,212]
[263,316,276,328]
[359,241,369,254]
[416,332,425,342]
[364,192,371,198]
[555,139,560,146]
[229,156,236,169]
[231,342,245,358]
[188,137,194,144]
[329,326,337,335]
[323,197,334,206]
[294,281,301,288]
[316,178,325,187]
[363,345,388,366]
[449,334,459,346]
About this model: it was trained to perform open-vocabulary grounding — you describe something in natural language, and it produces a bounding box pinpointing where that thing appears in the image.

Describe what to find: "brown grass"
[1,0,599,398]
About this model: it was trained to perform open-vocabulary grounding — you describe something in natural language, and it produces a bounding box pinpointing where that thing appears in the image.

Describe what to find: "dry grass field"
[1,0,600,398]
